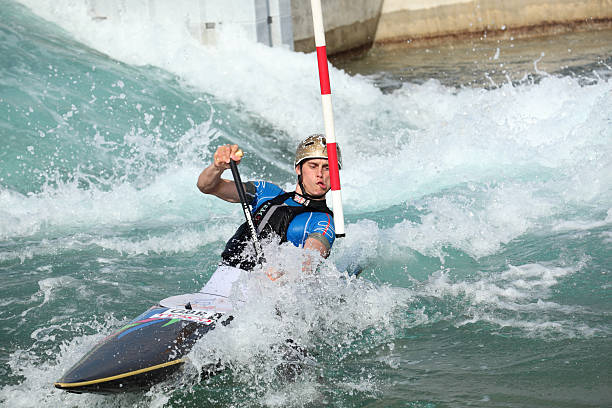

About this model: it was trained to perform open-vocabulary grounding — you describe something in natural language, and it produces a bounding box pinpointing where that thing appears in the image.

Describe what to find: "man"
[197,134,341,274]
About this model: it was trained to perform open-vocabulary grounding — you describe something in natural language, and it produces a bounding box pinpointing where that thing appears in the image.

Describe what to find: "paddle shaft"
[229,159,264,264]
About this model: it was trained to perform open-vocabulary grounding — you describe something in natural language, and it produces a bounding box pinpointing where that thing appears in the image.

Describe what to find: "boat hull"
[54,304,229,394]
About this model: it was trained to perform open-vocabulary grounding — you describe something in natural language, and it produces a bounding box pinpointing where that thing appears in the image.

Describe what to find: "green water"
[1,1,611,407]
[331,29,612,91]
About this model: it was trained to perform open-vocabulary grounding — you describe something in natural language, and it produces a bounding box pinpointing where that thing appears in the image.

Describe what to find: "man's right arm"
[197,144,243,203]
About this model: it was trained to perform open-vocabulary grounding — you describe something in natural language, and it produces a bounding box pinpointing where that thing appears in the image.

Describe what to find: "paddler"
[197,135,340,275]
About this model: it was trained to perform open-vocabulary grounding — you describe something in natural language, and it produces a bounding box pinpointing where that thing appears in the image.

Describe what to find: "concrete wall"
[291,0,384,54]
[85,0,612,55]
[374,0,612,44]
[86,0,294,49]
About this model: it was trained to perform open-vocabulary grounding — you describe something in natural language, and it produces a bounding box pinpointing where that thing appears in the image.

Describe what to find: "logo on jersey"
[293,195,310,206]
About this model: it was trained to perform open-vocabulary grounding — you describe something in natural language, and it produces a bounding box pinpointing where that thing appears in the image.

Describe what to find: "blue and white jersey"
[245,181,335,250]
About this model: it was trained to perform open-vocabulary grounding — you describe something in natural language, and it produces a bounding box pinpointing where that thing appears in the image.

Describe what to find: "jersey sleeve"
[287,212,335,250]
[308,212,336,248]
[250,181,285,211]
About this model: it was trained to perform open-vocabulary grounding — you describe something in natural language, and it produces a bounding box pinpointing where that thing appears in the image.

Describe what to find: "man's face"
[296,158,330,197]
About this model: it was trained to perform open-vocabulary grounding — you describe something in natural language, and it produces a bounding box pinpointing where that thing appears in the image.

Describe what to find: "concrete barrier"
[374,0,612,45]
[291,0,383,54]
[86,0,295,49]
[84,0,612,55]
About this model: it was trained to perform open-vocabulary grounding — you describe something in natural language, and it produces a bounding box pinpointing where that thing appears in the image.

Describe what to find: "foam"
[425,263,573,303]
[2,3,610,406]
[0,164,237,241]
[417,261,609,338]
[0,225,237,265]
[36,276,81,306]
[9,1,612,249]
[329,180,559,263]
[457,315,606,338]
[2,312,186,407]
[91,226,234,256]
[183,244,412,400]
[1,317,118,407]
[552,208,612,232]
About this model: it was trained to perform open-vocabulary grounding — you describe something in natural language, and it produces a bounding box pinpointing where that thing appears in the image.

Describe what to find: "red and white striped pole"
[310,0,345,238]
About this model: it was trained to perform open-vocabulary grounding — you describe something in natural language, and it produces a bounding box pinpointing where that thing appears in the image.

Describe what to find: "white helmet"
[294,134,342,169]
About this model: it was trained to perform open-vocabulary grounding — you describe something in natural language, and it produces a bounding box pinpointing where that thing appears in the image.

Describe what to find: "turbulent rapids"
[1,0,611,407]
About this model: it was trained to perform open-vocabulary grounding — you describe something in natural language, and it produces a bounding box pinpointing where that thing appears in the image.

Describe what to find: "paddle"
[229,158,265,266]
[230,155,360,278]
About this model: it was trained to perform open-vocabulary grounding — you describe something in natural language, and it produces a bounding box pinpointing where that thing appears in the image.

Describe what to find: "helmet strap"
[297,164,327,200]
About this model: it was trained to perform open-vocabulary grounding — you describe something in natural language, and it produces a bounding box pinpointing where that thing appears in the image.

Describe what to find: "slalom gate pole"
[229,159,265,265]
[310,0,345,238]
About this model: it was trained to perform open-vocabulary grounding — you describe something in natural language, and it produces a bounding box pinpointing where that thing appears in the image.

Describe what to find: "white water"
[3,3,611,406]
[8,1,612,262]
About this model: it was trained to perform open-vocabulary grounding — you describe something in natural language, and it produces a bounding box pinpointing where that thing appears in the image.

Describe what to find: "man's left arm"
[304,234,331,258]
[300,235,330,275]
